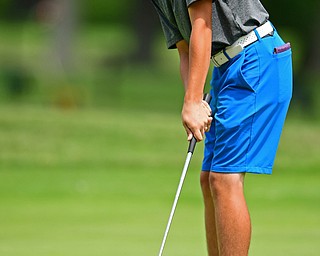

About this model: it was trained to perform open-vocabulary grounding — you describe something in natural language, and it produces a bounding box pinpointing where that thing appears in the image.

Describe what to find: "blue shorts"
[202,28,292,174]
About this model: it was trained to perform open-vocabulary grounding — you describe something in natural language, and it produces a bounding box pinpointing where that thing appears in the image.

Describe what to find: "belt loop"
[253,28,262,41]
[223,49,231,60]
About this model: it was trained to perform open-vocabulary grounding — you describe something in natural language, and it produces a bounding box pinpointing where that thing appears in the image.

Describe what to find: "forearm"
[176,40,189,91]
[180,55,189,91]
[177,27,211,95]
[185,14,212,103]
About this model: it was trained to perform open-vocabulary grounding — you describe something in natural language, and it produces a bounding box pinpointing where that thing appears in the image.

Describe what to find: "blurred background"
[0,1,319,255]
[0,0,319,114]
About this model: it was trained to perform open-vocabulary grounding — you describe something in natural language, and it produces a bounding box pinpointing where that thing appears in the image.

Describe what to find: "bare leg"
[209,172,251,256]
[200,171,219,256]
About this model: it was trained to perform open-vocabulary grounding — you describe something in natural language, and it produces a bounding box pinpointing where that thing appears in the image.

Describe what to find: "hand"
[181,100,212,141]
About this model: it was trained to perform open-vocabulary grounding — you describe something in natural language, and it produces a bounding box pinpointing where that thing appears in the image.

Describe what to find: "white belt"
[211,21,274,67]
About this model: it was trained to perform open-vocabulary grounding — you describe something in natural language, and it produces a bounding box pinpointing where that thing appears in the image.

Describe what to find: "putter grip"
[187,93,212,153]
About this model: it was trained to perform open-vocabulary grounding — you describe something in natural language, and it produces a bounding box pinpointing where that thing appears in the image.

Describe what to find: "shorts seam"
[245,45,259,167]
[241,46,259,168]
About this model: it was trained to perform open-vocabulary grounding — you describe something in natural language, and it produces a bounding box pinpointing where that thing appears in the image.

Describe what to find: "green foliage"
[263,0,319,31]
[0,0,135,24]
[0,0,11,18]
[80,0,135,24]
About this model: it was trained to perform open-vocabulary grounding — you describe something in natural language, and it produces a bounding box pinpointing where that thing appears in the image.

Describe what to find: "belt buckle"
[212,44,243,67]
[211,50,229,67]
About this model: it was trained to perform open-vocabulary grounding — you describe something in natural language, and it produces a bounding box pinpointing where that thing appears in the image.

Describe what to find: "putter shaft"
[158,93,211,256]
[158,152,193,256]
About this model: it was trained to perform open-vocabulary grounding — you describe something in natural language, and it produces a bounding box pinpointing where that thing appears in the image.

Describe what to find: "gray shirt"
[151,0,269,54]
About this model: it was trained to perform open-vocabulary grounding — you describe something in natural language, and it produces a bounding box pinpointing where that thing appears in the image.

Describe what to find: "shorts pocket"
[273,46,293,103]
[237,47,260,93]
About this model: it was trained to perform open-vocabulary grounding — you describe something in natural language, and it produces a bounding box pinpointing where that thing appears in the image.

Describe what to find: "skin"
[176,1,251,255]
[177,0,213,142]
[200,172,251,256]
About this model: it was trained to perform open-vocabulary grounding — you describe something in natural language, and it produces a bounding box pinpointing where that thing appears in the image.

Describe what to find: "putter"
[158,93,212,256]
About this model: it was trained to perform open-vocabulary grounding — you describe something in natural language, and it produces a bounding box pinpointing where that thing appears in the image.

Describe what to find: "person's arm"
[177,39,189,91]
[178,0,213,141]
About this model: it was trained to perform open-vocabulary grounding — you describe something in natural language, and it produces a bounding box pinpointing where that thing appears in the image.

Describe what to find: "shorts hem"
[202,166,272,175]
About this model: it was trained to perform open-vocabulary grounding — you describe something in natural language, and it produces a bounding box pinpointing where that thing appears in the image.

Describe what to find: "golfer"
[151,0,292,255]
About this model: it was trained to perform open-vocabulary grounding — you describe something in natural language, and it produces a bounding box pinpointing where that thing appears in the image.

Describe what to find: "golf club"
[158,93,212,256]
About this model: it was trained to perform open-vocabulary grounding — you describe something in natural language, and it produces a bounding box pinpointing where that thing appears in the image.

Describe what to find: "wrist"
[184,91,203,104]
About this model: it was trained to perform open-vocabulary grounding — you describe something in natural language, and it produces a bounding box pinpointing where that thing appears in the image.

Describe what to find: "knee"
[200,171,211,198]
[200,171,227,196]
[208,172,224,198]
[208,172,245,199]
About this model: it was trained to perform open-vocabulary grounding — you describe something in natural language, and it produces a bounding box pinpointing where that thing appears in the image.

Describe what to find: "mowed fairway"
[0,105,319,256]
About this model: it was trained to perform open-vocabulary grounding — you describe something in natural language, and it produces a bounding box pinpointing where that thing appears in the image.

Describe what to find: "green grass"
[0,105,319,256]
